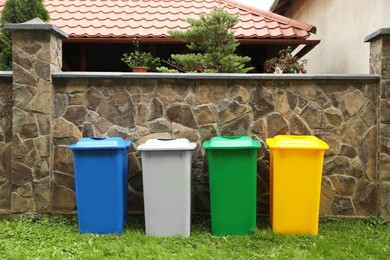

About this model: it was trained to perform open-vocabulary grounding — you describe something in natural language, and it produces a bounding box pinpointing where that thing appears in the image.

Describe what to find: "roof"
[39,0,315,40]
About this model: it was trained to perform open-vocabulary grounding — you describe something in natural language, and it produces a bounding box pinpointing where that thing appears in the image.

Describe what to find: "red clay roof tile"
[6,0,315,40]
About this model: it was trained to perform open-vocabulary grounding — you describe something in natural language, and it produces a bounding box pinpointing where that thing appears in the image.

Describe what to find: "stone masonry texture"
[51,77,378,217]
[8,28,63,214]
[369,34,390,217]
[0,77,12,213]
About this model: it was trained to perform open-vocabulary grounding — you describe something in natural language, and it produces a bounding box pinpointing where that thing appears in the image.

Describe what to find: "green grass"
[0,215,389,259]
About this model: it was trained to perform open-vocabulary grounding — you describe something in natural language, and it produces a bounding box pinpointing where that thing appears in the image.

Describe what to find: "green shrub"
[0,0,50,70]
[168,8,253,73]
[155,66,179,73]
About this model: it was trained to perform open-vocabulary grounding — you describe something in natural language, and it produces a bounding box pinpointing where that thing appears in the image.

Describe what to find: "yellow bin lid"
[266,135,329,150]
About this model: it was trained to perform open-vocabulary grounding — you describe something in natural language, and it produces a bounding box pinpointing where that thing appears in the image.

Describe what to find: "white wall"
[285,0,390,73]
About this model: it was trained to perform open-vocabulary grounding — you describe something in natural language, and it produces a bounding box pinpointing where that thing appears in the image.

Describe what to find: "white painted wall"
[236,0,273,10]
[284,0,390,73]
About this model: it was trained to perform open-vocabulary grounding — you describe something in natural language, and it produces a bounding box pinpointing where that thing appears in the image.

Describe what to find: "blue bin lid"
[69,137,132,150]
[203,136,261,149]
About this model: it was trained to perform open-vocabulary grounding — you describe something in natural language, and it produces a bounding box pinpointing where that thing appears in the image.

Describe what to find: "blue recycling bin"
[69,137,132,234]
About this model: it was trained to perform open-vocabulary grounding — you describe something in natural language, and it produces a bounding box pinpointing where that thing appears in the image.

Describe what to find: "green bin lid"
[203,136,261,149]
[266,135,329,150]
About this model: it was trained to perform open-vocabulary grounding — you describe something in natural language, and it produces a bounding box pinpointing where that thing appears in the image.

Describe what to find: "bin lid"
[137,138,197,151]
[68,137,132,150]
[202,136,261,149]
[266,135,329,150]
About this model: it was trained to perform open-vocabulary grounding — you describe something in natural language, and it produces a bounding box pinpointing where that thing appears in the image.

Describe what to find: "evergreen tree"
[169,8,253,73]
[0,0,50,70]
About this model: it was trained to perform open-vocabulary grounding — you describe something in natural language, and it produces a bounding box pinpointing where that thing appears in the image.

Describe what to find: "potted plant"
[263,46,307,73]
[121,39,160,72]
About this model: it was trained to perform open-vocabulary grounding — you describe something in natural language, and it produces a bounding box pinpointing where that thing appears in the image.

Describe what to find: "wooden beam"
[296,43,319,59]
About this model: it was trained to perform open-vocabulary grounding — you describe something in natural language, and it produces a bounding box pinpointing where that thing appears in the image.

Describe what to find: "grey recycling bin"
[137,138,196,237]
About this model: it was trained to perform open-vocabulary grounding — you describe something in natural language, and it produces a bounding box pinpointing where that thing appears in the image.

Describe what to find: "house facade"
[271,0,390,73]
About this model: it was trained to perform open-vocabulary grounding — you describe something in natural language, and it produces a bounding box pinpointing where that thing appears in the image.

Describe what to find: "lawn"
[0,215,389,259]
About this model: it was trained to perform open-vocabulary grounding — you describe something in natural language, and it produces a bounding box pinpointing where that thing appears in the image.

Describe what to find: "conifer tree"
[0,0,50,70]
[169,8,253,73]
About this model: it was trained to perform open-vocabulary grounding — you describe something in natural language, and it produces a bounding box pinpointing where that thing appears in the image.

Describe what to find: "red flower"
[195,66,204,72]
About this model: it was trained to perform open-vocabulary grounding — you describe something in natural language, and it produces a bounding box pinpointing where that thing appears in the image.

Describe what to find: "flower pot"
[131,66,149,72]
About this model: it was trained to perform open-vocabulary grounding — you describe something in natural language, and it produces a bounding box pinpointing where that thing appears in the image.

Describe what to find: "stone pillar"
[5,18,67,213]
[0,74,12,214]
[365,28,390,218]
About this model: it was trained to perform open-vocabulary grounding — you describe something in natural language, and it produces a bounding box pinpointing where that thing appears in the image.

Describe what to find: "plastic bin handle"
[91,137,107,140]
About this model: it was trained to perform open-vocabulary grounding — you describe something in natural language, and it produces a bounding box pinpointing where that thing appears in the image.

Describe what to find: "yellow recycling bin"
[266,135,329,235]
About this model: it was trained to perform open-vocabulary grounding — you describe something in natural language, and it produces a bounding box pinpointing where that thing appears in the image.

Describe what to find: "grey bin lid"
[137,138,197,151]
[69,137,132,150]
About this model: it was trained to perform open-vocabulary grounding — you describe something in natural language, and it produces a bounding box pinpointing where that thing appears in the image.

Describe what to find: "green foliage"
[170,53,203,72]
[168,8,253,73]
[0,0,50,70]
[155,66,179,73]
[361,216,390,227]
[121,39,160,70]
[264,46,308,73]
[0,215,389,259]
[0,35,12,70]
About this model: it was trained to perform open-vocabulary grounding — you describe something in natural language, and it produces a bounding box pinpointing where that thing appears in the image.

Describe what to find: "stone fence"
[0,21,389,219]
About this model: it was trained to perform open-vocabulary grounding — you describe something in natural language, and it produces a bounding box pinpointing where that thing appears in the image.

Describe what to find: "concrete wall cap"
[52,72,379,81]
[4,17,68,39]
[0,71,12,77]
[364,28,390,42]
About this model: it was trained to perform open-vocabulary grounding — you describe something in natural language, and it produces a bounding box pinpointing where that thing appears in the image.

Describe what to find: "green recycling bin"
[203,136,261,235]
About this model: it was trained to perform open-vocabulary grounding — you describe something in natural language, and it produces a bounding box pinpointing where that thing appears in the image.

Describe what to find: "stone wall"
[366,29,390,217]
[5,19,67,214]
[0,75,12,214]
[51,75,379,216]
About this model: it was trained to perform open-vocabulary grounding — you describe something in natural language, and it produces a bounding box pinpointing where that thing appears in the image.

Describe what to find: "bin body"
[266,135,329,235]
[69,137,131,234]
[203,136,261,236]
[137,138,196,237]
